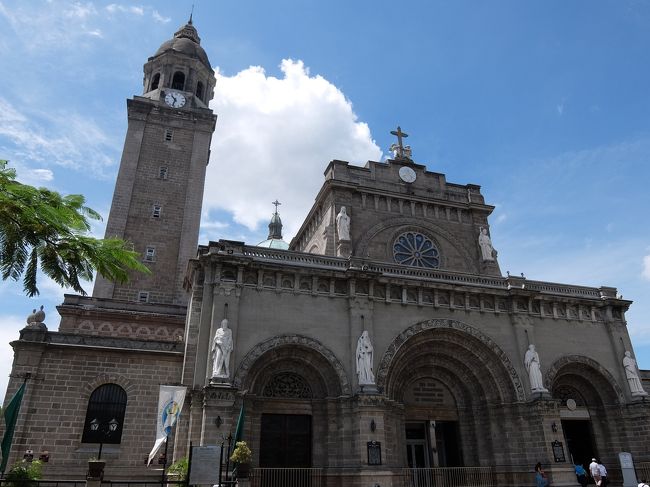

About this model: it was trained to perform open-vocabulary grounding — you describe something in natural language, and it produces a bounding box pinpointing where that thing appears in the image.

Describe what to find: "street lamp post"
[88,417,120,460]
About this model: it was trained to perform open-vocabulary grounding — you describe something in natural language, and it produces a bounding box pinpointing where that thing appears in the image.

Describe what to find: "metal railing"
[0,481,86,487]
[401,467,496,487]
[250,468,322,487]
[100,482,187,487]
[638,462,650,483]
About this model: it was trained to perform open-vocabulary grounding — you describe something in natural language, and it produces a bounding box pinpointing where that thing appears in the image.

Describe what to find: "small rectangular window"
[144,247,156,262]
[152,205,162,218]
[164,129,173,142]
[159,166,168,180]
[138,291,149,303]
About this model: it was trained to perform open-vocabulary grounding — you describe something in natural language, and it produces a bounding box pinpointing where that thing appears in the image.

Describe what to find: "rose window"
[393,232,440,268]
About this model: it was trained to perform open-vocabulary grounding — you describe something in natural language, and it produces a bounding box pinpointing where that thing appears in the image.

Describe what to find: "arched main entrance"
[235,335,348,470]
[378,319,524,468]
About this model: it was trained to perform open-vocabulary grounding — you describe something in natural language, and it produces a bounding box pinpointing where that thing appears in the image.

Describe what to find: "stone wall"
[5,331,183,479]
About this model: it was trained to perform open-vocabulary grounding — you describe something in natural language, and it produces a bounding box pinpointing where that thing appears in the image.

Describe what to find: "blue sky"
[1,0,650,399]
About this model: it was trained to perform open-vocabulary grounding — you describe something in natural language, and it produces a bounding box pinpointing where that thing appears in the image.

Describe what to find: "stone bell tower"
[93,17,217,305]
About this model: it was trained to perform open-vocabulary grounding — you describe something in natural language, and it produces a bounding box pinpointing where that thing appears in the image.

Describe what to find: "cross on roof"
[272,199,281,214]
[390,126,410,159]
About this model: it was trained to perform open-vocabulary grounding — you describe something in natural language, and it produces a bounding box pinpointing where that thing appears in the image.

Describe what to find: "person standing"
[575,463,588,487]
[589,458,601,486]
[598,462,608,487]
[535,462,549,487]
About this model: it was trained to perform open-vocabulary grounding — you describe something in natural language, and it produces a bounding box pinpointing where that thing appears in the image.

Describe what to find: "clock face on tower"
[164,91,186,108]
[399,166,417,183]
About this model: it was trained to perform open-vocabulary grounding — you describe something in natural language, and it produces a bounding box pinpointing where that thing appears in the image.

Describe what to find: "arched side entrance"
[234,336,349,470]
[546,355,624,468]
[378,319,525,468]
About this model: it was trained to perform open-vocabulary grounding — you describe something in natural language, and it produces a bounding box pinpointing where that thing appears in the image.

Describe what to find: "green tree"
[0,160,149,297]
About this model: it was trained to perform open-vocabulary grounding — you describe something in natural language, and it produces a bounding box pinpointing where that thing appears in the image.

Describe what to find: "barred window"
[159,166,168,180]
[152,205,162,218]
[164,129,173,142]
[144,247,156,262]
[81,384,127,444]
[138,291,149,303]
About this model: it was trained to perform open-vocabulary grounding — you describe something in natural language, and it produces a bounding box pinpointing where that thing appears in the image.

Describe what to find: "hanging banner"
[147,385,187,465]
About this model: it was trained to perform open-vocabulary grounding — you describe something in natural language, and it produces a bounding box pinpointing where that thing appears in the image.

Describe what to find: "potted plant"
[87,456,106,480]
[5,460,42,487]
[230,441,252,479]
[167,458,188,482]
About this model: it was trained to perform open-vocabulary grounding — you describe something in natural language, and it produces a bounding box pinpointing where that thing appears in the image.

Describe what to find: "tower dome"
[141,15,216,108]
[153,18,211,69]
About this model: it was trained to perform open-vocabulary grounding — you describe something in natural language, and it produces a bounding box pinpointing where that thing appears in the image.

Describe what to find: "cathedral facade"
[5,20,650,487]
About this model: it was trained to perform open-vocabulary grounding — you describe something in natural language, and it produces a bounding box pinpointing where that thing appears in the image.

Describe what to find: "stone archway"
[378,318,526,468]
[546,355,626,469]
[233,335,351,470]
[545,354,624,405]
[377,318,525,402]
[233,334,351,396]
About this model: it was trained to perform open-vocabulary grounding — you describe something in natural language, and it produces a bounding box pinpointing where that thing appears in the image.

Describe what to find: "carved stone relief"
[233,334,352,396]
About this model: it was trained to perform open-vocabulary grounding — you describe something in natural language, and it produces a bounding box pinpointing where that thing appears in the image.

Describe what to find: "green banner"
[234,402,245,443]
[1,381,26,474]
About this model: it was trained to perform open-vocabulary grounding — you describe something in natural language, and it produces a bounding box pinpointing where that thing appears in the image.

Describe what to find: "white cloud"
[152,10,170,23]
[17,168,54,184]
[106,4,144,16]
[0,0,104,50]
[643,254,650,280]
[64,2,98,20]
[0,97,117,176]
[206,59,382,239]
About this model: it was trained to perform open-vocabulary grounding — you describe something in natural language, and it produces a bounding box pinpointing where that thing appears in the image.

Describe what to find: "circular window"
[393,232,440,268]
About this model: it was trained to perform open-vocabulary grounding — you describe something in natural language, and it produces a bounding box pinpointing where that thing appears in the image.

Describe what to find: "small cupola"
[258,200,289,250]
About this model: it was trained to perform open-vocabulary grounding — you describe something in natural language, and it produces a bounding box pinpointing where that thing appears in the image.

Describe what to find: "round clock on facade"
[164,91,186,108]
[398,166,417,183]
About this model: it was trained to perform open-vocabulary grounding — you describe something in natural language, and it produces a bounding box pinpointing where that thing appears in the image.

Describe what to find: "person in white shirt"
[598,463,608,487]
[589,458,601,485]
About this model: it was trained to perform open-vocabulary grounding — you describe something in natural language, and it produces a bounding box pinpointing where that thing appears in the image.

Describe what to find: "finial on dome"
[174,8,201,44]
[268,200,283,240]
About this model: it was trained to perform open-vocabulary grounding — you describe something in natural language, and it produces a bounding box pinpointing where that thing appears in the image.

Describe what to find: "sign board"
[367,441,382,465]
[619,452,638,487]
[189,445,221,485]
[619,452,633,469]
[551,440,565,463]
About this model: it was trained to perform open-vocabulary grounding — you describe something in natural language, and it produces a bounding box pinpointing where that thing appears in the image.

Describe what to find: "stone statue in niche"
[478,227,495,261]
[211,319,234,379]
[623,351,647,396]
[524,344,548,393]
[336,206,351,241]
[356,331,375,385]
